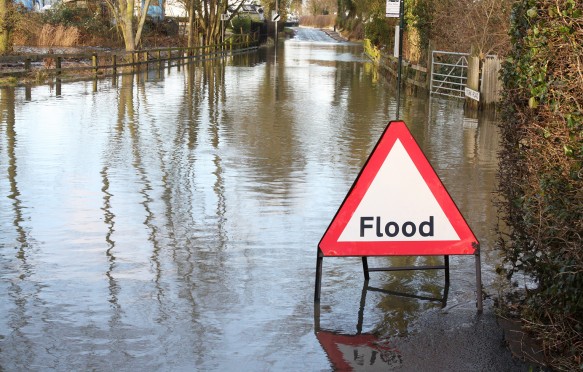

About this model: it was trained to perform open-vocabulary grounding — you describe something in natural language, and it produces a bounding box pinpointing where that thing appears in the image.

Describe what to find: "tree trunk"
[187,0,194,48]
[0,0,13,54]
[123,0,136,50]
[106,0,154,51]
[134,0,152,48]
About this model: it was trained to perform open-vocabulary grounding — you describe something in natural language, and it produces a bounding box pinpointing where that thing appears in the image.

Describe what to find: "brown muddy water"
[0,29,534,370]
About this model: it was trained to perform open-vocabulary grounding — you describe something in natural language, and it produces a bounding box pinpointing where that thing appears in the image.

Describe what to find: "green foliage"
[364,17,390,47]
[498,0,582,369]
[407,0,432,51]
[42,3,76,25]
[41,3,110,35]
[0,76,17,85]
[42,2,110,34]
[230,16,252,34]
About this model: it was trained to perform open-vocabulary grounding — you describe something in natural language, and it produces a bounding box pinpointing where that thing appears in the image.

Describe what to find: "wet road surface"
[0,28,539,371]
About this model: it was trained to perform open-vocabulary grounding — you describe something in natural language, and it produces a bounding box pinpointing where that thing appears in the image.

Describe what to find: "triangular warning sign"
[319,121,477,257]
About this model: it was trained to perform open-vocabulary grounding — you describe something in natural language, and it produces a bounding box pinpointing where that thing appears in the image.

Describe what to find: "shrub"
[364,17,391,47]
[41,3,112,41]
[230,16,252,34]
[498,0,583,369]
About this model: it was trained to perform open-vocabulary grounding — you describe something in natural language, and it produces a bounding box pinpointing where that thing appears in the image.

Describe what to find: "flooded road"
[1,29,530,370]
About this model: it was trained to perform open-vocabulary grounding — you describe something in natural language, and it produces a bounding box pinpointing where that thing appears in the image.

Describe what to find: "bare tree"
[196,0,220,45]
[431,0,514,57]
[105,0,153,50]
[305,0,336,15]
[182,0,246,47]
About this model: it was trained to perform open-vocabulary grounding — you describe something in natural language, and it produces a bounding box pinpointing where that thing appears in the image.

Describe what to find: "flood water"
[1,30,527,370]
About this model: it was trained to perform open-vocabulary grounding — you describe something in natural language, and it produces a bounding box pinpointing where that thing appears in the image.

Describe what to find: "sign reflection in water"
[0,30,514,370]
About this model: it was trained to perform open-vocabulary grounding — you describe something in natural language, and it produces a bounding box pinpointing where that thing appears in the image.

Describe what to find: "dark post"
[314,249,324,301]
[357,280,368,334]
[444,255,450,284]
[475,247,483,313]
[396,0,405,119]
[112,54,117,75]
[313,301,320,332]
[362,257,370,280]
[25,58,31,71]
[55,57,62,96]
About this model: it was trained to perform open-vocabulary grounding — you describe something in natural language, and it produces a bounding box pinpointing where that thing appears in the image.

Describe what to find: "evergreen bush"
[230,17,252,34]
[364,17,390,47]
[498,0,582,369]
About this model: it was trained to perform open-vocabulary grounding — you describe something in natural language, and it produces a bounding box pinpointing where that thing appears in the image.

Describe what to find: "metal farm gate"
[430,51,470,99]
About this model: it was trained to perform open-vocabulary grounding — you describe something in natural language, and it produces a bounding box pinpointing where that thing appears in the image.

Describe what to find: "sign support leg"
[361,257,370,280]
[444,255,450,285]
[313,300,321,332]
[357,280,368,334]
[315,249,324,301]
[475,247,483,313]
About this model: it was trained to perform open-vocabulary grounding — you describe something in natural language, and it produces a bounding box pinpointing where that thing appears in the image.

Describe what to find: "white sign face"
[394,26,400,58]
[386,0,399,18]
[338,139,460,242]
[465,87,480,101]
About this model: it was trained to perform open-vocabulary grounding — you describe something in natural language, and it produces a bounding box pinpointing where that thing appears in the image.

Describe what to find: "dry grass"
[14,21,80,47]
[38,24,80,47]
[13,13,43,46]
[13,11,83,47]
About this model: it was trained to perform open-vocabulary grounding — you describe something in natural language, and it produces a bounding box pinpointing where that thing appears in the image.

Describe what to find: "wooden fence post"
[426,41,433,91]
[465,54,480,112]
[480,56,501,108]
[92,54,98,75]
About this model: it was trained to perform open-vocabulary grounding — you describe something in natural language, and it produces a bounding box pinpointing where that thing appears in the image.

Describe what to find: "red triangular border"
[319,121,478,257]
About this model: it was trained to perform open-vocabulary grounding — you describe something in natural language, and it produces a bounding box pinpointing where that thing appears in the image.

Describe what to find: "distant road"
[291,27,343,43]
